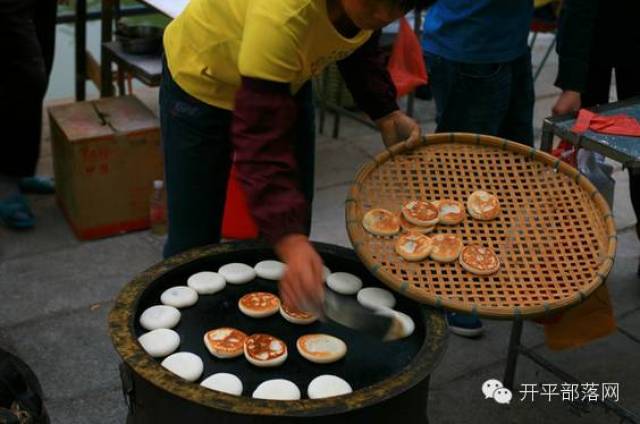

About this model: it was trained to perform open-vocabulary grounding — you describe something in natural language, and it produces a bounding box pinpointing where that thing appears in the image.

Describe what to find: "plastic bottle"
[150,180,168,235]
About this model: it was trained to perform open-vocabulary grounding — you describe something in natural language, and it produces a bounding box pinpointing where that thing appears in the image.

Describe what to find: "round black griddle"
[134,250,425,395]
[110,241,448,422]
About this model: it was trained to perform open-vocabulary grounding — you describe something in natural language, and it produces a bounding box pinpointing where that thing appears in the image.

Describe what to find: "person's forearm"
[231,77,308,245]
[337,30,398,120]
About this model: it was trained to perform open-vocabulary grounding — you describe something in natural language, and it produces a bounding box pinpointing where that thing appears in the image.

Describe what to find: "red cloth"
[574,108,640,136]
[387,17,428,98]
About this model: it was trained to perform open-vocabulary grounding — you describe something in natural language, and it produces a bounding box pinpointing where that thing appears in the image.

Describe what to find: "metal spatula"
[321,290,404,341]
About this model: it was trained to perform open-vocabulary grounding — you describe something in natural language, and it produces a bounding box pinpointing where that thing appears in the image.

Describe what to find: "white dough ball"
[326,272,363,295]
[160,286,199,308]
[357,287,396,310]
[252,379,301,400]
[254,260,286,280]
[139,305,181,330]
[307,375,352,399]
[201,373,243,396]
[187,272,226,294]
[218,263,256,284]
[161,352,203,382]
[138,329,180,358]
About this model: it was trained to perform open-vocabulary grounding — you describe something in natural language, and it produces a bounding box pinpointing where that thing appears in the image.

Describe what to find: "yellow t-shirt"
[163,0,372,111]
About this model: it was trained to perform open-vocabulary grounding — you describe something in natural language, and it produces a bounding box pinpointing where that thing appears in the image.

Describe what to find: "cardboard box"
[49,95,162,240]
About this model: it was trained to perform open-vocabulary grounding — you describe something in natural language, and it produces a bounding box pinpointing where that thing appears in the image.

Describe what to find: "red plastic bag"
[387,17,428,98]
[551,139,577,167]
[221,165,258,240]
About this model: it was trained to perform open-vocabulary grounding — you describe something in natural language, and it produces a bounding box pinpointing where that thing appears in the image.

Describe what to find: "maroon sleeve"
[337,30,399,121]
[231,77,308,245]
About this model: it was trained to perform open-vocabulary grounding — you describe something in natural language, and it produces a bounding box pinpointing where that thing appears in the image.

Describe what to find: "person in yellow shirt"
[161,0,432,311]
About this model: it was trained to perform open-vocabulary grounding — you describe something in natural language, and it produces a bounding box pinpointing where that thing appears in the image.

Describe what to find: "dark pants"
[159,63,316,258]
[424,51,534,146]
[0,0,57,177]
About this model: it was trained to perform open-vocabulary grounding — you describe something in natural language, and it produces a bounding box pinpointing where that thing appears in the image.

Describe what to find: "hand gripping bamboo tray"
[345,133,617,319]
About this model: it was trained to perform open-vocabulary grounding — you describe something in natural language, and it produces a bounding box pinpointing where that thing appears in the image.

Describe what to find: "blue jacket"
[422,0,533,63]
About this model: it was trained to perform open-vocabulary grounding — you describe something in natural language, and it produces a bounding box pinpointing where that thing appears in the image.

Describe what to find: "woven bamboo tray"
[346,133,617,319]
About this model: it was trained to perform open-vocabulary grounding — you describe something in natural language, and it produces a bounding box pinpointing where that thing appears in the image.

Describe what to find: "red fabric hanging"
[387,17,428,98]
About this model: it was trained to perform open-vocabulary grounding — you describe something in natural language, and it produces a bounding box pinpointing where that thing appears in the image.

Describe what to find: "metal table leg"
[100,0,115,97]
[116,66,126,95]
[503,318,523,390]
[75,0,87,101]
[540,119,555,152]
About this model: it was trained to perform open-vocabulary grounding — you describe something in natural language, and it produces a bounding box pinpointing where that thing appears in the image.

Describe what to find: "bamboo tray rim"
[345,133,617,320]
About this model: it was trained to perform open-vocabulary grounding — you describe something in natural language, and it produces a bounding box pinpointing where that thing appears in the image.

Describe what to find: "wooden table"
[99,0,188,97]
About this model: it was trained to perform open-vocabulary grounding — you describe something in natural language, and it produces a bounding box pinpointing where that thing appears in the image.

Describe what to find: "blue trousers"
[424,51,534,146]
[159,63,316,258]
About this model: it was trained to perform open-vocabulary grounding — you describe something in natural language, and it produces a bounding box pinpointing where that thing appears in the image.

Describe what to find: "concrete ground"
[1,35,639,423]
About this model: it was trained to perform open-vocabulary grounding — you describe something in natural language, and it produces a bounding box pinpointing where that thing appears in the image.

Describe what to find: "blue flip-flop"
[0,194,35,229]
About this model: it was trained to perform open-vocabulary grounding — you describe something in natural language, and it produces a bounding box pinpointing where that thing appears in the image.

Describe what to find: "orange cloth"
[543,284,616,350]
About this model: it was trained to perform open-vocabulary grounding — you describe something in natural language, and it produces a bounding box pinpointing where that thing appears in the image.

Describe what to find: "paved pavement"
[1,35,639,423]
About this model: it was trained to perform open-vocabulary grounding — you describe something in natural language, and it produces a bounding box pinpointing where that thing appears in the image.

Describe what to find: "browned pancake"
[395,231,433,261]
[244,333,288,367]
[238,292,280,318]
[362,208,401,236]
[460,244,501,275]
[398,212,435,234]
[401,200,440,226]
[280,303,317,325]
[435,199,466,225]
[429,234,463,263]
[203,327,247,358]
[296,334,347,364]
[467,190,500,221]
